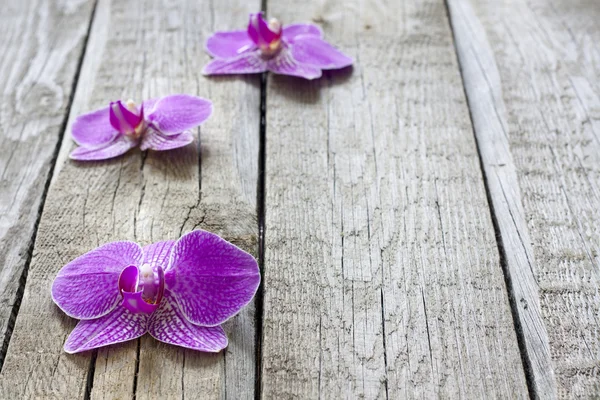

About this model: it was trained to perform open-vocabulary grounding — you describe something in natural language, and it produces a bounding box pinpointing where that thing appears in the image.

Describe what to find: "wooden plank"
[0,0,95,367]
[0,0,260,398]
[447,0,600,397]
[262,0,528,398]
[446,1,556,397]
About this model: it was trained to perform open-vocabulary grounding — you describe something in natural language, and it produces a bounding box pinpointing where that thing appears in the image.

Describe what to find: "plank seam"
[0,0,99,374]
[379,288,389,400]
[254,70,267,400]
[255,2,268,395]
[442,0,537,398]
[132,339,141,400]
[83,350,98,400]
[181,350,186,400]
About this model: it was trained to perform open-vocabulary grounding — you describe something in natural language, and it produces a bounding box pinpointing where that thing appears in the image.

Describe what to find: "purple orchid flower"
[51,230,260,353]
[70,94,212,161]
[203,12,352,80]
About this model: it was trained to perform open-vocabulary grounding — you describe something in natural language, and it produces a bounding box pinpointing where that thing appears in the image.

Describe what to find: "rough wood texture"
[447,0,557,397]
[448,0,600,397]
[3,0,599,397]
[262,0,528,398]
[0,0,94,366]
[0,0,260,398]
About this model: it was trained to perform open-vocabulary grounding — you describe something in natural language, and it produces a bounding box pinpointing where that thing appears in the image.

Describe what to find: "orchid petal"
[165,230,260,326]
[143,241,175,268]
[64,306,148,353]
[282,24,323,40]
[290,36,353,69]
[267,49,322,80]
[202,51,267,76]
[141,98,159,114]
[52,242,143,320]
[206,30,256,58]
[148,291,228,352]
[145,95,212,136]
[71,106,118,147]
[69,135,137,161]
[139,128,194,151]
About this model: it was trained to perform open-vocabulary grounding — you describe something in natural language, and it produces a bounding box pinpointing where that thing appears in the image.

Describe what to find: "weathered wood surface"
[448,0,600,397]
[446,0,557,397]
[1,0,600,398]
[262,0,528,398]
[0,0,260,398]
[0,0,95,367]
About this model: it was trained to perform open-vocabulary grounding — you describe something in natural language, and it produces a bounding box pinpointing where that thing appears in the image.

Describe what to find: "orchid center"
[259,18,283,56]
[248,13,283,57]
[109,99,146,139]
[118,264,164,314]
[139,263,161,304]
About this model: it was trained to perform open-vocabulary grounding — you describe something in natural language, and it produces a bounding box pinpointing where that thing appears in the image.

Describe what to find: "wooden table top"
[0,0,598,398]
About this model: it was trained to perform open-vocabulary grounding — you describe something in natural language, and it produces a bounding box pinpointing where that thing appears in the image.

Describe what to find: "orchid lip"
[122,291,158,314]
[118,264,165,315]
[109,100,145,137]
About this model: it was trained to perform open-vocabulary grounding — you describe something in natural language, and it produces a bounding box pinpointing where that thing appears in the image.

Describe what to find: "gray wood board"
[0,0,95,368]
[261,0,529,398]
[0,0,260,398]
[448,0,600,397]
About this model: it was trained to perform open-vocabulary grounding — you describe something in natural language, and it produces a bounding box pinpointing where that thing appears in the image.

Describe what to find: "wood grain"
[262,0,528,398]
[0,0,260,398]
[447,0,600,397]
[0,0,95,367]
[446,0,557,397]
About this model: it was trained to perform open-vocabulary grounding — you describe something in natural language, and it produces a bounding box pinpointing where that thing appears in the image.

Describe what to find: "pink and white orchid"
[51,230,260,353]
[203,12,352,80]
[70,94,212,161]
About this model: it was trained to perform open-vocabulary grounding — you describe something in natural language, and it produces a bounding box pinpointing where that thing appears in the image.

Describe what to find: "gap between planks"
[254,70,268,400]
[254,4,269,400]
